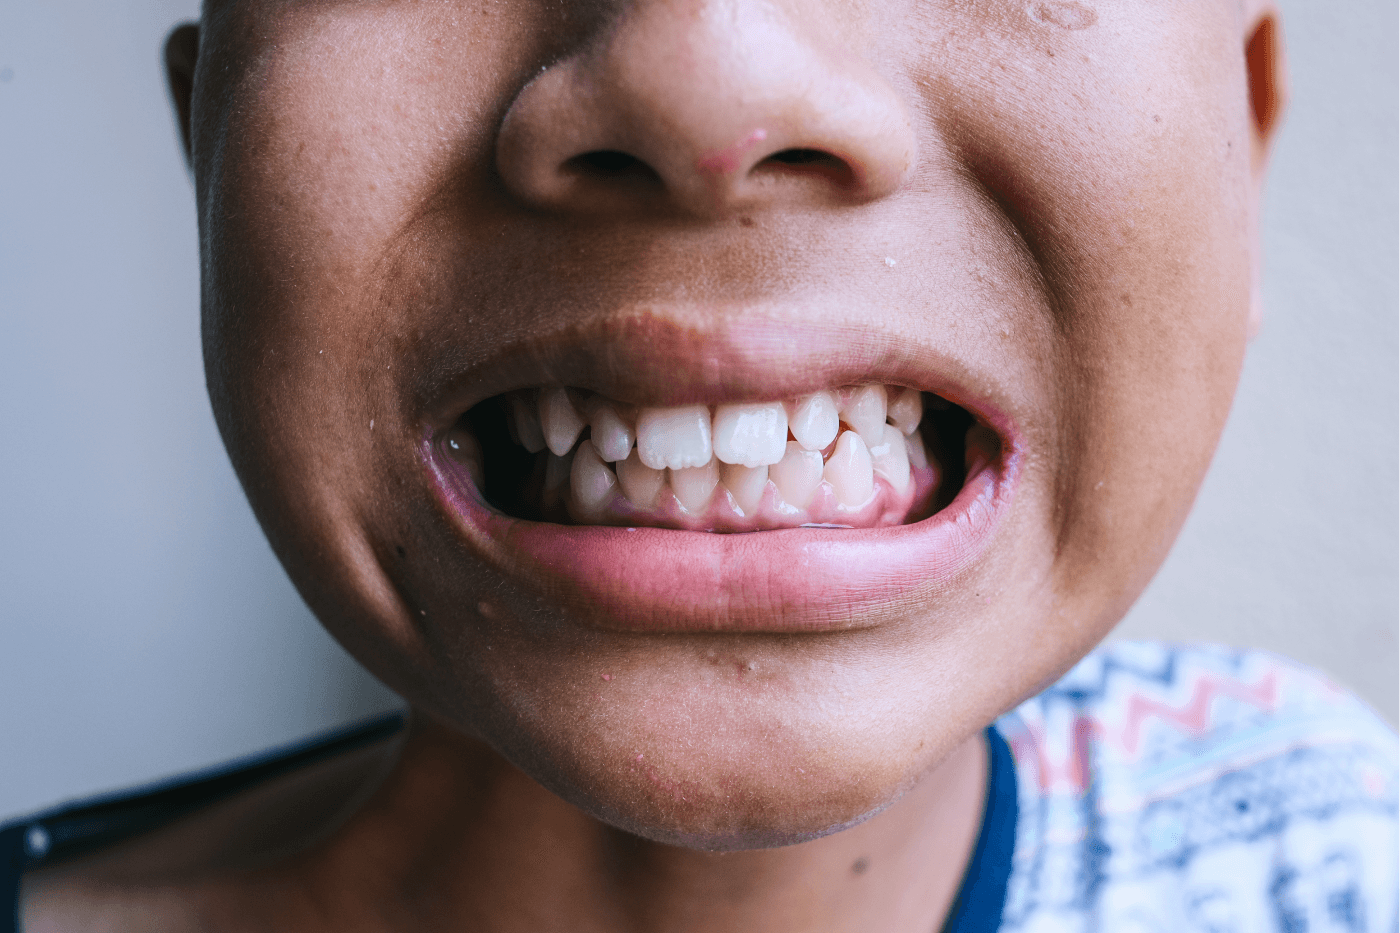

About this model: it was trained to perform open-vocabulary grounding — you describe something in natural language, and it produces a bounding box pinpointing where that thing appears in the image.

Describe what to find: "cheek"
[904,1,1254,615]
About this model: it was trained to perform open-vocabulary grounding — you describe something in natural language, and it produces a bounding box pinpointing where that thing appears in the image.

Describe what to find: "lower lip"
[423,437,1017,634]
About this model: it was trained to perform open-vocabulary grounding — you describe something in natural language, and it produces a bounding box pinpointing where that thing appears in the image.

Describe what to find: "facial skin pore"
[25,1,1284,930]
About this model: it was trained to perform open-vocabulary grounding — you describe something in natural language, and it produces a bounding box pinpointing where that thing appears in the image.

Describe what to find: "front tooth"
[886,387,923,436]
[540,387,586,457]
[712,402,788,467]
[670,461,719,513]
[590,403,634,462]
[825,431,875,508]
[869,424,911,494]
[636,405,712,470]
[616,450,665,508]
[570,441,617,516]
[841,385,887,446]
[788,391,840,452]
[770,441,824,509]
[721,463,768,515]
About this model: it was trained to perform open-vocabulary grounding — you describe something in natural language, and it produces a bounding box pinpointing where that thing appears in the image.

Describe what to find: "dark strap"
[940,725,1020,933]
[2,711,405,932]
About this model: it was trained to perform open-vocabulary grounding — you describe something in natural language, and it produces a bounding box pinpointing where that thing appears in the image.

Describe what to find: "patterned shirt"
[995,642,1398,933]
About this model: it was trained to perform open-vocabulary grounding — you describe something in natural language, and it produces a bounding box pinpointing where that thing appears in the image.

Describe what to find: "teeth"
[905,432,930,471]
[570,441,617,516]
[589,403,634,462]
[868,424,911,494]
[636,405,712,470]
[886,387,923,436]
[787,391,840,452]
[670,461,719,513]
[616,450,666,508]
[841,385,887,446]
[824,431,874,508]
[508,396,547,453]
[712,402,788,467]
[721,462,769,514]
[541,449,574,511]
[491,382,936,520]
[540,387,587,457]
[770,441,824,509]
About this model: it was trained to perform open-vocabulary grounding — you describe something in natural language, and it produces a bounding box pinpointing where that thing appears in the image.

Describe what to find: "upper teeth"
[494,384,929,517]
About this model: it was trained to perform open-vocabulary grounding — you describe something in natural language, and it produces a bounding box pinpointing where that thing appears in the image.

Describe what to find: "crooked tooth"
[722,463,768,515]
[841,385,887,446]
[540,387,586,457]
[712,402,788,467]
[825,431,875,508]
[670,461,719,513]
[636,405,712,470]
[886,387,923,436]
[905,431,930,471]
[542,449,574,511]
[869,424,911,494]
[508,396,547,453]
[788,391,840,452]
[444,424,485,488]
[570,441,617,517]
[770,441,824,509]
[589,403,634,463]
[616,450,665,508]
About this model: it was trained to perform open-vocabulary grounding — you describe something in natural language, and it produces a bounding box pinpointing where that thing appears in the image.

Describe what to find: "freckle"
[851,856,870,876]
[739,216,756,228]
[1028,0,1097,30]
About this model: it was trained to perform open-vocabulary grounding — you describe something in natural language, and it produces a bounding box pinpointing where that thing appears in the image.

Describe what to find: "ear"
[1244,4,1287,175]
[1241,3,1286,339]
[165,23,200,167]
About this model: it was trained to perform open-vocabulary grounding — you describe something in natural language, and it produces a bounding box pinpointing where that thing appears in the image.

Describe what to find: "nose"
[496,0,917,218]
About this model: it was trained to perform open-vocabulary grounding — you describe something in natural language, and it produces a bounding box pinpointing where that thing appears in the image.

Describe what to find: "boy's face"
[181,0,1277,847]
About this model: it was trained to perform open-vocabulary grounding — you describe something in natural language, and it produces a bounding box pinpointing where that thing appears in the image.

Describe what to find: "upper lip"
[415,302,1023,447]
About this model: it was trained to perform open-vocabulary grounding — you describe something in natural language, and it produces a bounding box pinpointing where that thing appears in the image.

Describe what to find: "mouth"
[446,384,969,532]
[418,326,1020,633]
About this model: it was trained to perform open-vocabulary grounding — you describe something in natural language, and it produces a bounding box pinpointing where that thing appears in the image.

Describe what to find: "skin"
[25,0,1284,929]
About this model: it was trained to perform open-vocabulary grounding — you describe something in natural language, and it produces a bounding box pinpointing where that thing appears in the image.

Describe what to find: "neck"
[295,715,988,933]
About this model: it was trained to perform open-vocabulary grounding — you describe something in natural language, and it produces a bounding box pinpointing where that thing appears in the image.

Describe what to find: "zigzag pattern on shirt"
[1008,650,1285,794]
[1116,667,1279,756]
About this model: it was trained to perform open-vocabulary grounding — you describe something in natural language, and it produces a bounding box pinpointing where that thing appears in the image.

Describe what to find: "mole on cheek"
[1027,0,1097,30]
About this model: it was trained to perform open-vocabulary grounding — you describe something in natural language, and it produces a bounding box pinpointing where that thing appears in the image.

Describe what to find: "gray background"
[1,0,1395,821]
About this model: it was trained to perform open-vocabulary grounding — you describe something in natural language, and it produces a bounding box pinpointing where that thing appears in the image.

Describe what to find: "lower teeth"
[454,386,978,531]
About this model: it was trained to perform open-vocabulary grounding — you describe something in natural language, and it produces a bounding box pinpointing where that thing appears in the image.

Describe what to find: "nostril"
[565,150,664,184]
[755,148,856,188]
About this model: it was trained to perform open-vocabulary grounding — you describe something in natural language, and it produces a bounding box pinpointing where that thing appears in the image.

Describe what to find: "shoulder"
[994,641,1397,933]
[7,712,406,933]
